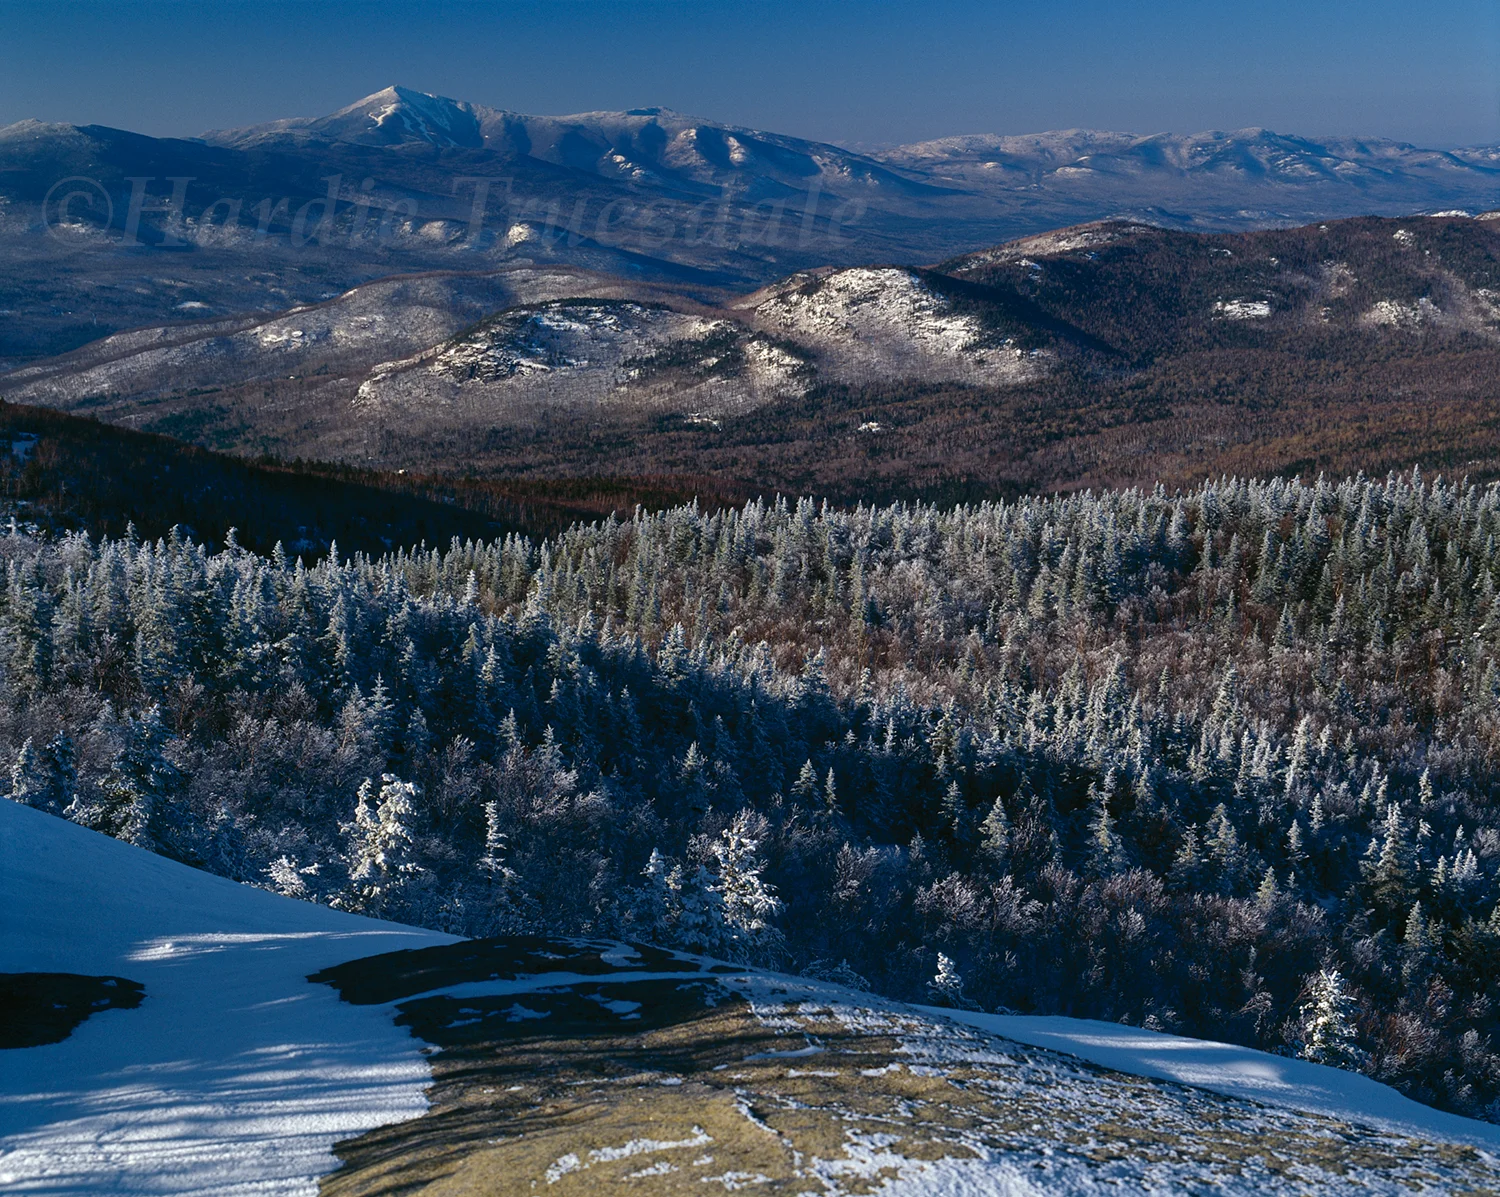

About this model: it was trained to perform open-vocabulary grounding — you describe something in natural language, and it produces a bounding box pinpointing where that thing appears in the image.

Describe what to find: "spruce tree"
[709,810,785,964]
[341,775,427,919]
[1293,969,1368,1072]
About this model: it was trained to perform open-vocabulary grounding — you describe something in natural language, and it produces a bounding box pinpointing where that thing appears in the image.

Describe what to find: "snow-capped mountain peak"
[315,84,487,148]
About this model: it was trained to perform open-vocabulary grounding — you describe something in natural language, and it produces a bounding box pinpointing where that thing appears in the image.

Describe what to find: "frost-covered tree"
[978,797,1011,868]
[9,738,46,809]
[926,952,980,1011]
[629,848,678,944]
[73,706,183,853]
[339,775,426,919]
[1366,803,1417,913]
[1402,901,1434,983]
[1292,969,1368,1072]
[12,732,77,815]
[709,810,785,964]
[1086,778,1127,875]
[265,855,322,901]
[470,797,528,934]
[670,862,726,954]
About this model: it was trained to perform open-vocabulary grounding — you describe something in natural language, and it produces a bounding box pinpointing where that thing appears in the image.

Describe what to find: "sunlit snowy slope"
[928,1008,1500,1155]
[0,799,454,1195]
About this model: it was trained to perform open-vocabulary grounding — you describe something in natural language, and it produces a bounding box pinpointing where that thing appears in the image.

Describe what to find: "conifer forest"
[5,470,1500,1120]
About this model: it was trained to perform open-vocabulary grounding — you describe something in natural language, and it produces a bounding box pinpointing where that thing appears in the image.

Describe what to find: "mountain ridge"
[2,84,1498,366]
[200,85,1500,172]
[197,85,1500,200]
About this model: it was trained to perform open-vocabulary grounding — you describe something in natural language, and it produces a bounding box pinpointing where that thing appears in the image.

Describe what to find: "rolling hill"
[6,211,1500,504]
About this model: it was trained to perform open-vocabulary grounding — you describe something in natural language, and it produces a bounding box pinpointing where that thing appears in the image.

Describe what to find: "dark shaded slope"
[939,215,1500,362]
[0,401,747,551]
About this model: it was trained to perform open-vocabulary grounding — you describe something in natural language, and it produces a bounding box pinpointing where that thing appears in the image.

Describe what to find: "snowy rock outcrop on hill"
[354,298,812,419]
[305,936,1500,1195]
[742,267,1044,385]
[0,269,614,414]
[350,270,1045,427]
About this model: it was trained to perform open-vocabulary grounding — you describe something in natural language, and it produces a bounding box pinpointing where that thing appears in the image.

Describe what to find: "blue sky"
[2,0,1496,147]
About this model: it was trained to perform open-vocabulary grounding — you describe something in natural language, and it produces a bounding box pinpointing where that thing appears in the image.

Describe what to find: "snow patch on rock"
[0,799,455,1196]
[1363,297,1440,329]
[1214,298,1273,320]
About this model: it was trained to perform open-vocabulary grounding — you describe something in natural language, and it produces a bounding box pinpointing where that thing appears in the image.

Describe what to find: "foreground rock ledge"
[312,937,1497,1195]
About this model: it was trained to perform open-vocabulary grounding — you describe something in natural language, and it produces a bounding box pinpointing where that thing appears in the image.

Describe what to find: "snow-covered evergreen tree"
[339,774,426,919]
[470,797,527,934]
[9,738,46,809]
[670,862,726,954]
[1292,969,1368,1071]
[74,706,183,852]
[926,952,980,1010]
[265,855,321,901]
[978,797,1010,867]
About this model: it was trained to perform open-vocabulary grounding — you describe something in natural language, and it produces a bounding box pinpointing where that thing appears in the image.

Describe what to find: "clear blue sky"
[2,0,1496,148]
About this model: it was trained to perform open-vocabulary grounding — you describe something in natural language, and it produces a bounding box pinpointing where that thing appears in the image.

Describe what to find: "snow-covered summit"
[327,84,487,148]
[205,84,487,149]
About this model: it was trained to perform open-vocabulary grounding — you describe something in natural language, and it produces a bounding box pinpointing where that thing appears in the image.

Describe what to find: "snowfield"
[926,1008,1500,1155]
[0,799,454,1195]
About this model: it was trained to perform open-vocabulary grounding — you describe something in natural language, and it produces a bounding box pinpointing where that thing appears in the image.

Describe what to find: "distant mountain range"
[1,85,1497,362]
[205,86,1500,213]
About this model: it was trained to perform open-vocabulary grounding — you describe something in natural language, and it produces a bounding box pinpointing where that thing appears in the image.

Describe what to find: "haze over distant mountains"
[203,85,1500,234]
[1,85,1497,362]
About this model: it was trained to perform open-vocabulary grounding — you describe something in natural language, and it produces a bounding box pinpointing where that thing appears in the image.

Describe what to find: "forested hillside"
[4,470,1500,1120]
[0,399,744,550]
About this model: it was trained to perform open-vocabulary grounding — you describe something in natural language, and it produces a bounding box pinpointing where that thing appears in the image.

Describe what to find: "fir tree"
[709,810,785,964]
[1366,802,1416,913]
[340,774,426,919]
[1086,775,1127,875]
[926,952,980,1011]
[1292,969,1368,1072]
[978,797,1011,868]
[9,738,47,809]
[91,706,184,852]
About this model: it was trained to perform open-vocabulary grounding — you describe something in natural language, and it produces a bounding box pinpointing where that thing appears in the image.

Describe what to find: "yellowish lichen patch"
[316,938,1500,1196]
